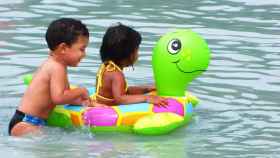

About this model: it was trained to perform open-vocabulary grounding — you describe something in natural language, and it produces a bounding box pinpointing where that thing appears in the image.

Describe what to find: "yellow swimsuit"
[95,61,128,102]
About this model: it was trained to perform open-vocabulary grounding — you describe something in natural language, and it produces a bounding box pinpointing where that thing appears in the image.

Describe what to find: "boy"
[8,18,91,136]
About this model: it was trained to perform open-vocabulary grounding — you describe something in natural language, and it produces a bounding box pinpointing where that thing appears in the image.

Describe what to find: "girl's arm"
[127,85,155,95]
[111,72,166,106]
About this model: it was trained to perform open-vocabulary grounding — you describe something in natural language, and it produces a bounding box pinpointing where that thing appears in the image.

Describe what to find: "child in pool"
[8,18,98,137]
[95,23,167,106]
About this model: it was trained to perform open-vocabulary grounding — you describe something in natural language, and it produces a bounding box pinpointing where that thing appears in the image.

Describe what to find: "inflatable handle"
[23,74,33,85]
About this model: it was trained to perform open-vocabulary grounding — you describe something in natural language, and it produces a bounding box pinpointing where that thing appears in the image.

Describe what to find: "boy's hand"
[81,98,92,107]
[83,99,108,107]
[146,95,168,107]
[79,87,89,100]
[93,102,108,107]
[71,88,90,106]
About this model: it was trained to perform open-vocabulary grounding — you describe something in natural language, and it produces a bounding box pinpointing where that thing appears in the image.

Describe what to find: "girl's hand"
[146,95,168,107]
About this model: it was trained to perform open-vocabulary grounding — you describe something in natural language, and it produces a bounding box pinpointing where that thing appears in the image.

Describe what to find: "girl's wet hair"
[100,23,141,65]
[45,18,89,51]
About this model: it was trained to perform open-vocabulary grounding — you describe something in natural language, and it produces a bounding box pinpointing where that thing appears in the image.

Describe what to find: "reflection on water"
[0,0,280,157]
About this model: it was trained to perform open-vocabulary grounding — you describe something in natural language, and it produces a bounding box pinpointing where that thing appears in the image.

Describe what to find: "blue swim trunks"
[8,110,46,135]
[22,114,46,126]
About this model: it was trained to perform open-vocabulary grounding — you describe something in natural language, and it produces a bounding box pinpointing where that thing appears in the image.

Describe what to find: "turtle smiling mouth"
[172,60,206,73]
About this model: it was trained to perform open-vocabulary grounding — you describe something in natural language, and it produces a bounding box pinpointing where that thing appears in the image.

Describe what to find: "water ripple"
[1,0,280,157]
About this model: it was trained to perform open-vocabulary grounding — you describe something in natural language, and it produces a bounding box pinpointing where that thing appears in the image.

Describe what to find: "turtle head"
[152,30,210,96]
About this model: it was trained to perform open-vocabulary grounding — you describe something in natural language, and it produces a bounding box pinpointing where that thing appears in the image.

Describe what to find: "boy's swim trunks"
[8,109,46,135]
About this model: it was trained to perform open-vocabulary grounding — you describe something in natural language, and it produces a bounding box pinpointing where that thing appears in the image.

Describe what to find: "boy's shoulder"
[38,57,67,76]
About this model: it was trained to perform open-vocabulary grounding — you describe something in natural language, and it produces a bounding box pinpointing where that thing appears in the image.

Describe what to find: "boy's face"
[64,36,89,67]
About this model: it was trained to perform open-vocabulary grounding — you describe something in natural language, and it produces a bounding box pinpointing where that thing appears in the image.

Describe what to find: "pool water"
[0,0,280,157]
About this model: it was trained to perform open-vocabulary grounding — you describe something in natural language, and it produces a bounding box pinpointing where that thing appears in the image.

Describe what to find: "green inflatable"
[133,29,211,135]
[152,29,210,96]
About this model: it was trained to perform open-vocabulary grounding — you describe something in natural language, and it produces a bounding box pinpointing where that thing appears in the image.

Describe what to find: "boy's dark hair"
[100,23,142,64]
[46,18,89,51]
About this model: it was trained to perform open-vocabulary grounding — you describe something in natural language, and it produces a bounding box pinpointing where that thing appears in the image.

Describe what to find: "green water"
[0,0,280,157]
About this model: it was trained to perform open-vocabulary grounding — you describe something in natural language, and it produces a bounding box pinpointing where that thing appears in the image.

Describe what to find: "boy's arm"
[50,66,88,105]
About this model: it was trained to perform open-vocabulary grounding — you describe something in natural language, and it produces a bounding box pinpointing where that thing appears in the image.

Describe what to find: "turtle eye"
[168,39,181,55]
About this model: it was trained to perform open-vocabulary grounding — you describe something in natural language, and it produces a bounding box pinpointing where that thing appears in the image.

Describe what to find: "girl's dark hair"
[100,23,142,65]
[45,18,89,51]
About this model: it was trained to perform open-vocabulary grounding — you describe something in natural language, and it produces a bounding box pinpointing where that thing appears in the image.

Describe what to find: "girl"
[95,23,167,106]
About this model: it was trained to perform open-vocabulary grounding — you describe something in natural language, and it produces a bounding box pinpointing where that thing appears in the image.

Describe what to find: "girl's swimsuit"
[94,60,128,102]
[8,109,46,135]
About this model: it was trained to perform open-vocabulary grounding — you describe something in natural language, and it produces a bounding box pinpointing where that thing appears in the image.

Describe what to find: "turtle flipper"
[133,112,185,135]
